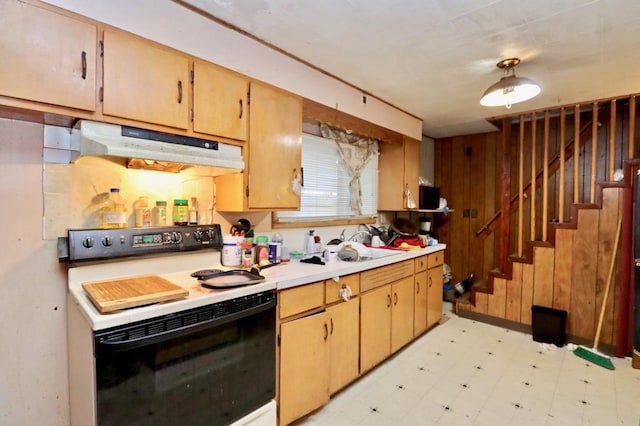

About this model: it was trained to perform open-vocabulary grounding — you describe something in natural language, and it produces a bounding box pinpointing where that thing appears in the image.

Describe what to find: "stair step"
[452,278,488,305]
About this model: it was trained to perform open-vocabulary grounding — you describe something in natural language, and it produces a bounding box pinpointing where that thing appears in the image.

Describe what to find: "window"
[274,133,378,224]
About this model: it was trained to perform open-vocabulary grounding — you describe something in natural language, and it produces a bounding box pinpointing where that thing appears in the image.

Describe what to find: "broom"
[573,217,621,370]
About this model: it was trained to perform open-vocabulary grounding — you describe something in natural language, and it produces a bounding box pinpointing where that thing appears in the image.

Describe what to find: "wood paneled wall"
[433,132,501,284]
[454,188,622,345]
[433,95,637,345]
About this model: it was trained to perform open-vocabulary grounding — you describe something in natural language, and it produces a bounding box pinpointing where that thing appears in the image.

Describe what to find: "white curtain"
[319,123,379,215]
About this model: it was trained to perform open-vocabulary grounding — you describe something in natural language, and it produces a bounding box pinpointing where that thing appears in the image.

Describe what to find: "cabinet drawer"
[414,256,428,273]
[325,273,360,304]
[427,251,444,269]
[360,260,414,292]
[279,281,324,319]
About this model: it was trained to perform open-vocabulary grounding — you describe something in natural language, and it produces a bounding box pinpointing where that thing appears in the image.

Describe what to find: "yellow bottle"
[99,188,127,229]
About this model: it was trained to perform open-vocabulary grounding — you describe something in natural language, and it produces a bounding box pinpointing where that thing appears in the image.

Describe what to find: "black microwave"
[419,186,440,209]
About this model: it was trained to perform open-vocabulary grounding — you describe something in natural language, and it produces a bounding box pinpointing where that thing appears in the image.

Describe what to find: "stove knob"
[102,236,113,247]
[82,237,94,248]
[207,228,217,240]
[193,230,204,242]
[170,231,183,244]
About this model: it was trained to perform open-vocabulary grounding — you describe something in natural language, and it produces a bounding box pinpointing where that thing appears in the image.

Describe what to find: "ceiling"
[176,0,640,139]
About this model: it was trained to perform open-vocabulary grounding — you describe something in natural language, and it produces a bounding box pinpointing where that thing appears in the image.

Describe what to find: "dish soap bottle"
[99,188,127,228]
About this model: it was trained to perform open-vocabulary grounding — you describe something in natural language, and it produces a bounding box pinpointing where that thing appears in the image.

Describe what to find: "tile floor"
[295,303,640,426]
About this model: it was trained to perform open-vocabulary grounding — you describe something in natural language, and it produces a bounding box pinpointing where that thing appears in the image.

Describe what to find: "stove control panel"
[65,225,222,263]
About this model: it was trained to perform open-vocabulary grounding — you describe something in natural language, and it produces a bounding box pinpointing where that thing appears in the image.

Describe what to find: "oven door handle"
[95,298,276,354]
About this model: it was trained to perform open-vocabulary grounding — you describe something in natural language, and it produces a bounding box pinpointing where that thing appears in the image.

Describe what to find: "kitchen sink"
[355,248,403,262]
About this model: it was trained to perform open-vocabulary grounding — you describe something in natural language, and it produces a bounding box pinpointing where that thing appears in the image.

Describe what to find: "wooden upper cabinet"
[102,29,190,129]
[0,0,97,111]
[247,81,301,209]
[404,136,420,208]
[193,60,248,141]
[378,136,420,211]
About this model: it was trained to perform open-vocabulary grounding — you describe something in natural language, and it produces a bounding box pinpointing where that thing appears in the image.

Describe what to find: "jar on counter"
[255,236,270,266]
[221,235,242,267]
[173,199,189,226]
[240,242,254,267]
[134,196,151,227]
[152,201,167,226]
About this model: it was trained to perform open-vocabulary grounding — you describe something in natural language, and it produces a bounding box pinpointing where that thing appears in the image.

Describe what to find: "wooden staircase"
[435,94,640,356]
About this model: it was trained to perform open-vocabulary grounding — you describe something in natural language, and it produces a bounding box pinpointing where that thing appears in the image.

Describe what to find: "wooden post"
[609,99,616,180]
[530,112,537,241]
[591,102,598,202]
[542,111,549,241]
[559,107,566,222]
[629,96,636,159]
[500,118,512,272]
[518,115,524,256]
[574,105,580,204]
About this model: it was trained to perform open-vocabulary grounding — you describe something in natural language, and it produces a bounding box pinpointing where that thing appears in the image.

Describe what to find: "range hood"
[70,120,244,170]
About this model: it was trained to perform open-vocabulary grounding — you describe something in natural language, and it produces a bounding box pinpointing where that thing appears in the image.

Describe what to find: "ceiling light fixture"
[480,58,541,109]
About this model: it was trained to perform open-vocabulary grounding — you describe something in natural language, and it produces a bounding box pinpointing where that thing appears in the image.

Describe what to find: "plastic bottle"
[134,196,151,227]
[270,232,284,263]
[173,199,189,225]
[189,197,199,225]
[99,188,127,229]
[152,201,167,226]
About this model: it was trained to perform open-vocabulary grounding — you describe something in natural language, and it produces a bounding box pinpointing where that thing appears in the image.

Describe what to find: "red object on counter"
[387,236,426,249]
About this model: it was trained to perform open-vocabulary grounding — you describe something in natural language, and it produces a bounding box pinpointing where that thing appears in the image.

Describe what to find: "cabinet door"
[403,137,420,208]
[279,312,330,426]
[0,0,96,111]
[248,82,301,209]
[103,29,189,129]
[193,60,248,141]
[427,265,444,329]
[391,276,414,353]
[377,141,405,210]
[327,300,360,395]
[378,137,420,211]
[360,286,391,373]
[413,270,428,336]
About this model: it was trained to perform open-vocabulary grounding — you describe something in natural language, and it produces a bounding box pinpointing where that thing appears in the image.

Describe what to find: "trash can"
[531,305,568,347]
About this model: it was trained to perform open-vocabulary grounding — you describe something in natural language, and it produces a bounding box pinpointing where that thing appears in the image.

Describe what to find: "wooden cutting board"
[82,274,188,313]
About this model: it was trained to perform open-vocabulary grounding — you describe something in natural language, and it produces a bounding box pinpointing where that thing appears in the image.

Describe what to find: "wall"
[0,119,69,425]
[40,0,423,141]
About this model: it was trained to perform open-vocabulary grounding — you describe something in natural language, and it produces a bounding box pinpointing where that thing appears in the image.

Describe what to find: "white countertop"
[260,244,446,290]
[68,244,446,330]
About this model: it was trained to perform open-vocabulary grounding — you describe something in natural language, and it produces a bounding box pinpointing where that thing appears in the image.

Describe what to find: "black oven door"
[94,291,276,426]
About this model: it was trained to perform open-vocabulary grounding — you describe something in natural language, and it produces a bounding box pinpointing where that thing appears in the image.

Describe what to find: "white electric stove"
[63,225,277,426]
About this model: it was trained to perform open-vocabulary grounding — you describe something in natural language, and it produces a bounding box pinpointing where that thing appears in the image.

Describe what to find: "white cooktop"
[68,251,276,331]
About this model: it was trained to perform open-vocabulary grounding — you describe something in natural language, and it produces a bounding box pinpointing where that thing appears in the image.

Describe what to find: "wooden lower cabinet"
[278,251,444,425]
[391,276,415,352]
[360,275,414,373]
[327,300,360,394]
[278,298,359,425]
[414,269,428,335]
[427,264,444,329]
[360,285,392,373]
[279,312,329,426]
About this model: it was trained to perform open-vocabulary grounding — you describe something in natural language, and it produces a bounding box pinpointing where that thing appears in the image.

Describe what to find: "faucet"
[339,229,346,242]
[346,226,372,244]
